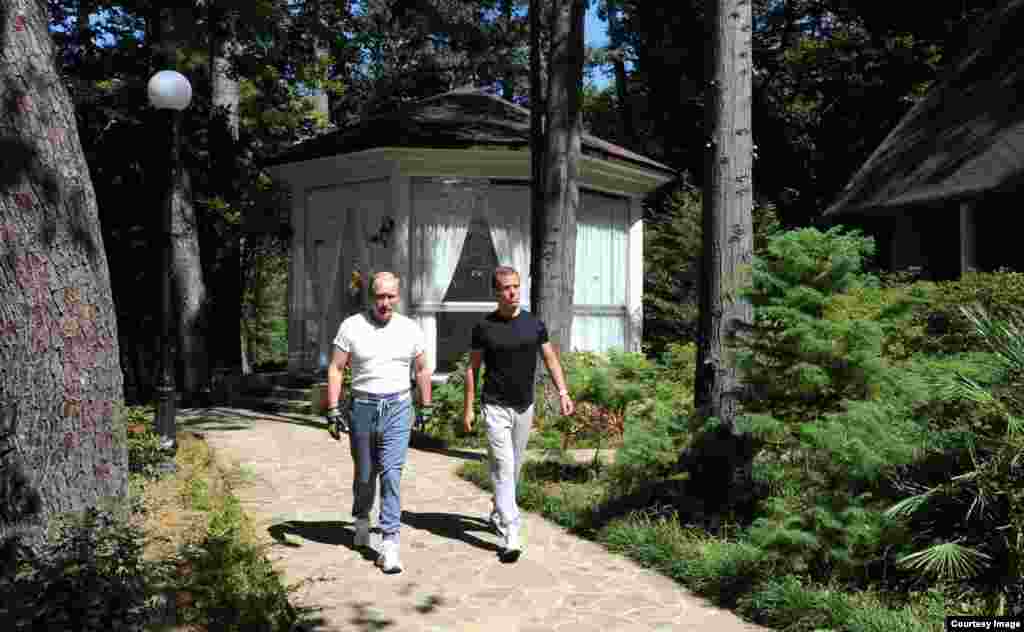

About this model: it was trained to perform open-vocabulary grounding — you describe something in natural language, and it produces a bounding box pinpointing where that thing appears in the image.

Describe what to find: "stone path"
[178,407,766,632]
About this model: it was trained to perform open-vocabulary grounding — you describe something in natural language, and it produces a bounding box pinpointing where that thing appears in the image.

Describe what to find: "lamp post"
[147,70,192,452]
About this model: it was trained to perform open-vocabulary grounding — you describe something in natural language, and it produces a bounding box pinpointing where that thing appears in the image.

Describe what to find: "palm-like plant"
[886,304,1024,614]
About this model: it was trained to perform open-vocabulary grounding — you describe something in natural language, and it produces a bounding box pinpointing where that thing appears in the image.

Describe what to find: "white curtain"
[415,179,475,306]
[483,186,531,303]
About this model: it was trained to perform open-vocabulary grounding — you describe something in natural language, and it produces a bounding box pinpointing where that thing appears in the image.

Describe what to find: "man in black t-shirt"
[463,266,575,562]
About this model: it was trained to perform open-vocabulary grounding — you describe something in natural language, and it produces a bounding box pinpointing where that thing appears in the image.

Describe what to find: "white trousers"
[483,402,534,531]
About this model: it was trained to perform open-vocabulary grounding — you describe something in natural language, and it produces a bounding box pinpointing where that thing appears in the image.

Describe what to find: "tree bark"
[209,2,240,141]
[530,0,584,356]
[0,0,127,550]
[695,0,754,429]
[529,0,545,302]
[208,1,247,375]
[687,0,756,524]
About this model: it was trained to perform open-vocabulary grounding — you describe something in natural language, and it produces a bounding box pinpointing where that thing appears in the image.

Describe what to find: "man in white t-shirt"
[325,271,432,574]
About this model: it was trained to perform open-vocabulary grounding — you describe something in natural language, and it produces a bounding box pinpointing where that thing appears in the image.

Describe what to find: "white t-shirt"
[333,311,425,394]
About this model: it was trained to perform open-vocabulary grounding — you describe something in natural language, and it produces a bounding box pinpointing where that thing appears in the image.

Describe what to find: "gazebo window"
[437,214,500,371]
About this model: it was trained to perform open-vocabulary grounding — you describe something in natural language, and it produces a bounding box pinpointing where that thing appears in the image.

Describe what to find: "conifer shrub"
[733,226,933,582]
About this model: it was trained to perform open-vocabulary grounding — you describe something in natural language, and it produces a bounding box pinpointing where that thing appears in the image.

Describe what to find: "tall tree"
[207,0,247,375]
[1,0,126,551]
[530,0,585,356]
[688,0,756,521]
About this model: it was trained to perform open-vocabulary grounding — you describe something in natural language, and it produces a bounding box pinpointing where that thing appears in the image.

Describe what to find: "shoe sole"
[376,560,403,574]
[499,548,521,563]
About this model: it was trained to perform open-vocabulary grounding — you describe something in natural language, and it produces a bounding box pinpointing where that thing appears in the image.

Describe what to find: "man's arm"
[540,342,575,416]
[462,350,483,431]
[327,348,350,409]
[414,351,432,406]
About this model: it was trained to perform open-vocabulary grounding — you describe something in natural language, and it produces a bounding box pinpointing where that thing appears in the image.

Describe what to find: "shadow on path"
[179,407,325,432]
[400,511,500,554]
[267,520,377,561]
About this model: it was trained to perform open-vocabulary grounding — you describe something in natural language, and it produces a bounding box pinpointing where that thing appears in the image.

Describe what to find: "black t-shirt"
[470,310,549,411]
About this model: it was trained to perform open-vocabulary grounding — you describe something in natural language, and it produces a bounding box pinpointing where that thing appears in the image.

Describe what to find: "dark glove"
[325,406,348,439]
[418,404,434,425]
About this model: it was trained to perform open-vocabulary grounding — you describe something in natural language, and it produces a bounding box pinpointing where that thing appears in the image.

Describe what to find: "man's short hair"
[492,266,519,290]
[371,271,400,295]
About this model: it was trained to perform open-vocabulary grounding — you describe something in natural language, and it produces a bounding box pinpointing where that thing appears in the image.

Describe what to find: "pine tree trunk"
[1,0,127,550]
[209,2,246,376]
[687,0,756,524]
[210,4,240,141]
[170,147,210,397]
[529,0,545,296]
[531,0,585,353]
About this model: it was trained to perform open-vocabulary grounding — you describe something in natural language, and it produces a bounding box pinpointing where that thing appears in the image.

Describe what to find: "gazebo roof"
[265,89,676,177]
[825,0,1024,217]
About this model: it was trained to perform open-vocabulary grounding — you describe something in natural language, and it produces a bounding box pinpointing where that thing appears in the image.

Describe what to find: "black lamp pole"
[154,108,180,452]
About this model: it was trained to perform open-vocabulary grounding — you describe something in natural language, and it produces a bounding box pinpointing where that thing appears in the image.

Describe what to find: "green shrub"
[824,283,930,361]
[909,270,1024,355]
[0,505,169,631]
[420,353,487,446]
[177,487,296,631]
[127,429,166,477]
[608,405,688,493]
[885,305,1024,615]
[729,226,938,583]
[121,405,170,478]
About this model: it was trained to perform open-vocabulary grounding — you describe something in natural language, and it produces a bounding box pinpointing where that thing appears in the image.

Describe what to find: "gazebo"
[266,90,676,374]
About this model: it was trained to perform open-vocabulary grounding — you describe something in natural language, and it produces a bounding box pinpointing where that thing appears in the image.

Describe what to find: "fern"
[896,542,991,580]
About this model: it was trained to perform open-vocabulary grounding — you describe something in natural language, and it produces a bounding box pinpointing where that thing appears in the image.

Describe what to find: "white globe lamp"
[147,70,192,111]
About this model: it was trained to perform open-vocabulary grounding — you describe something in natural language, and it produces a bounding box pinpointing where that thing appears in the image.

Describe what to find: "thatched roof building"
[824,0,1024,278]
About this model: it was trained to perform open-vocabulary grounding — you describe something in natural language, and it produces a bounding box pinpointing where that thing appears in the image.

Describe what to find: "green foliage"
[885,305,1024,613]
[178,534,296,631]
[729,226,938,582]
[0,506,170,631]
[909,271,1024,355]
[747,493,897,582]
[560,351,652,453]
[738,226,909,429]
[824,282,931,361]
[420,353,487,447]
[127,429,167,478]
[121,405,170,478]
[643,184,783,354]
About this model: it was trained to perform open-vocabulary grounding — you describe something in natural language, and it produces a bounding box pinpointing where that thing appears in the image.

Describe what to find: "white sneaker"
[354,518,371,549]
[489,508,505,537]
[376,539,403,574]
[501,527,521,563]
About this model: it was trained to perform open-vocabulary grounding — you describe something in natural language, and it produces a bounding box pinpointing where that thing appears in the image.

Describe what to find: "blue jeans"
[348,391,413,542]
